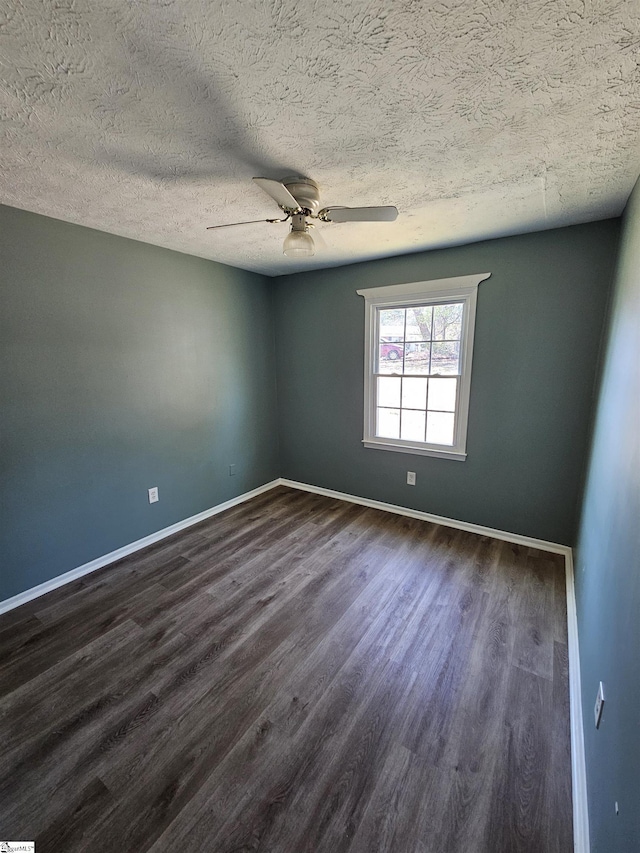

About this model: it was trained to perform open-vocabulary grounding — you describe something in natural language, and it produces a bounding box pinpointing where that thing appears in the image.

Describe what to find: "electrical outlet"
[615,802,619,816]
[407,471,416,486]
[594,681,605,728]
[148,487,159,504]
[229,464,236,476]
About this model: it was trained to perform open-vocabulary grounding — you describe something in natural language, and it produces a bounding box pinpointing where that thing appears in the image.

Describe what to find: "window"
[357,273,490,460]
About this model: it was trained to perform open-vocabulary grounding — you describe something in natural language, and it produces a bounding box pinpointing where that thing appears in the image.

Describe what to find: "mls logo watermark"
[0,843,35,852]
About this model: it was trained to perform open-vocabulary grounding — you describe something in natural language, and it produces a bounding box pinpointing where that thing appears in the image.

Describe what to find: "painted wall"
[273,221,619,545]
[0,204,279,601]
[575,179,640,852]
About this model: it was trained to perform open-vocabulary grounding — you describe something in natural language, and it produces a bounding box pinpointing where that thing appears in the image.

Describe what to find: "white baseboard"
[0,479,280,616]
[565,550,590,853]
[279,477,589,852]
[279,478,571,555]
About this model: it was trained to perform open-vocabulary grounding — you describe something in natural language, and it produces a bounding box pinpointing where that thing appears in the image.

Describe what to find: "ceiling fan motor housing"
[282,176,321,215]
[290,212,310,232]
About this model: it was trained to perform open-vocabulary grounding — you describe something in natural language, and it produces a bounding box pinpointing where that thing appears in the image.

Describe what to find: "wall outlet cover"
[148,487,159,504]
[229,464,236,476]
[407,471,416,486]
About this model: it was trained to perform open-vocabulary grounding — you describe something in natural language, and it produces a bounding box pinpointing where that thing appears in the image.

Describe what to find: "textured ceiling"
[1,0,639,276]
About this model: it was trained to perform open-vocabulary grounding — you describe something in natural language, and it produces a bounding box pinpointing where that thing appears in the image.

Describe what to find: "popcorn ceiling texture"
[1,0,639,275]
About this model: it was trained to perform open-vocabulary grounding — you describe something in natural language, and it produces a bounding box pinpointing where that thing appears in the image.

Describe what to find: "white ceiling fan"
[207,176,398,257]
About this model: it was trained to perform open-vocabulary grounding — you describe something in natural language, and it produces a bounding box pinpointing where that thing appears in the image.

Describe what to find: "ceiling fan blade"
[253,177,301,211]
[206,217,285,230]
[320,205,398,223]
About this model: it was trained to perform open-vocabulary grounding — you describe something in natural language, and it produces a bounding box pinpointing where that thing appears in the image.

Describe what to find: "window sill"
[363,439,467,461]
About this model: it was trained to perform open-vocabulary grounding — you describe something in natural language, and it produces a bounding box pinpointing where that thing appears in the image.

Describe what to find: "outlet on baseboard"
[148,487,159,504]
[407,471,416,486]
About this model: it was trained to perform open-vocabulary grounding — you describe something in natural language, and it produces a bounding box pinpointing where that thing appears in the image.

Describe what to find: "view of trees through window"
[375,302,464,445]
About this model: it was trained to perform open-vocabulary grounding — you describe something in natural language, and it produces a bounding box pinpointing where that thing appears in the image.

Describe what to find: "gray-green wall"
[273,221,619,545]
[575,179,640,852]
[0,204,279,601]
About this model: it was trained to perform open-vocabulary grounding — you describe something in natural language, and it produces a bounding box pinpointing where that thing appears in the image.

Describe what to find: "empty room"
[1,1,638,852]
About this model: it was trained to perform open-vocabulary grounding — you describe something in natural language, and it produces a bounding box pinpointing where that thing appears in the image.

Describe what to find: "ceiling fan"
[206,176,398,257]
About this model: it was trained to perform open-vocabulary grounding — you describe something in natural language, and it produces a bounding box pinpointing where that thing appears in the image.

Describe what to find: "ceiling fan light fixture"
[283,227,315,258]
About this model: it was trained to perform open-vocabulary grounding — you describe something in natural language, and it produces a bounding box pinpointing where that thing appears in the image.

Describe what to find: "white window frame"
[357,273,490,461]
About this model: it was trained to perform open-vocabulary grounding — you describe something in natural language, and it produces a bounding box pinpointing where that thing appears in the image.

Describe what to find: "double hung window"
[357,273,490,460]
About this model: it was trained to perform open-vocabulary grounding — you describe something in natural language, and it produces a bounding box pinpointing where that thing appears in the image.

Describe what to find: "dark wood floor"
[0,486,573,853]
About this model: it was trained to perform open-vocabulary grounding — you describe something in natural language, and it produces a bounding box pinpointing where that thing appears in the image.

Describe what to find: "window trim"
[357,273,491,461]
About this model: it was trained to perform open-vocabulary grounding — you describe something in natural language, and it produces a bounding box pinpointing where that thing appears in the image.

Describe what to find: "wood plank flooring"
[0,486,573,852]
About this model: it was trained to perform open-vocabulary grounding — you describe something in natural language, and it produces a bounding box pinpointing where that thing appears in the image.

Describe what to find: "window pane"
[378,343,404,373]
[379,308,405,342]
[401,409,426,442]
[403,342,430,374]
[433,303,463,341]
[427,377,457,412]
[377,407,400,439]
[405,305,432,341]
[430,341,460,375]
[426,411,455,445]
[401,377,427,409]
[377,376,401,408]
